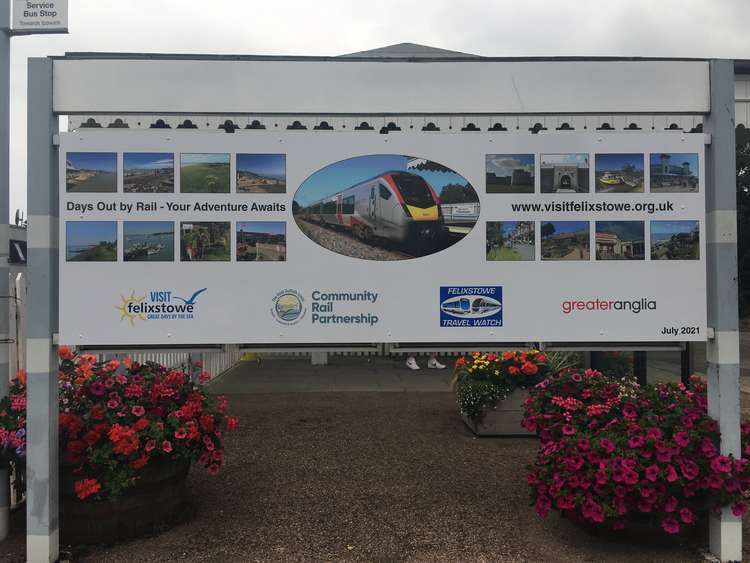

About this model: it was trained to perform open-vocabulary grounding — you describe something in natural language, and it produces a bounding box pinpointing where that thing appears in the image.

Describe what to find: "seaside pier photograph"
[66,152,117,193]
[124,221,175,262]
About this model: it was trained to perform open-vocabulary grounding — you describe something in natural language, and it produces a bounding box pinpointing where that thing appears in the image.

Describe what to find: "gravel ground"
[296,219,410,260]
[1,392,742,562]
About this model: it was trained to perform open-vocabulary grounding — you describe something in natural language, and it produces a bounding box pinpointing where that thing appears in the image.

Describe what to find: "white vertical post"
[25,57,59,563]
[0,0,10,544]
[705,59,742,562]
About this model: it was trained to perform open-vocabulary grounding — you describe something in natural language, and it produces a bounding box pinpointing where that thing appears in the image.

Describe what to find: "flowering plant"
[10,347,239,501]
[452,350,550,420]
[524,368,750,535]
[0,371,27,465]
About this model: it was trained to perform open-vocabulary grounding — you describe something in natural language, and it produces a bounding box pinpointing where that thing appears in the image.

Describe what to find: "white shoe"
[405,357,420,370]
[427,358,446,369]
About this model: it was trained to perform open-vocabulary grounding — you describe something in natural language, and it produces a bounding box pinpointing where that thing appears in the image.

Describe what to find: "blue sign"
[440,286,503,327]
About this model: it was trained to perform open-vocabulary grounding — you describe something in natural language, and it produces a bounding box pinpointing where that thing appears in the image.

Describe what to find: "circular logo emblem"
[271,289,306,325]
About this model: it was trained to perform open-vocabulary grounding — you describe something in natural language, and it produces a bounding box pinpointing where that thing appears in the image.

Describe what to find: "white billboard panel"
[59,131,707,345]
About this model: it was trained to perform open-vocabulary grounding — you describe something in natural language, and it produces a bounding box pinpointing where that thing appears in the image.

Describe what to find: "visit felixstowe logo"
[116,288,207,325]
[440,286,503,327]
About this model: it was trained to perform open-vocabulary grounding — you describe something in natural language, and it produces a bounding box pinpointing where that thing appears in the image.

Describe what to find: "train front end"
[386,172,445,246]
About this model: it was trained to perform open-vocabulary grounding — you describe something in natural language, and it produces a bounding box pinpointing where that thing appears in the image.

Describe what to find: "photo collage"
[65,152,287,263]
[485,152,701,262]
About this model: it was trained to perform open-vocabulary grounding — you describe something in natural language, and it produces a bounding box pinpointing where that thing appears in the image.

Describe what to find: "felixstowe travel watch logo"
[117,288,207,324]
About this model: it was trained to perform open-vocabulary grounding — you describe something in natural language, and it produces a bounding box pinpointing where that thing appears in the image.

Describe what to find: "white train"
[297,171,445,248]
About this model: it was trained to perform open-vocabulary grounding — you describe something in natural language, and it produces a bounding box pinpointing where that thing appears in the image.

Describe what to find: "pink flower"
[673,431,689,447]
[661,518,680,534]
[144,439,156,452]
[207,463,220,476]
[732,501,748,517]
[664,496,678,513]
[162,440,172,453]
[644,464,660,482]
[561,424,576,436]
[679,507,693,524]
[646,428,662,441]
[627,435,645,448]
[710,455,732,474]
[131,405,145,417]
[535,496,552,518]
[106,399,119,409]
[664,464,678,482]
[598,438,615,454]
[174,427,187,440]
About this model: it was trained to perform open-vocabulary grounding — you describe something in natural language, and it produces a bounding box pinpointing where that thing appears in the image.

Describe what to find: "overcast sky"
[8,0,750,218]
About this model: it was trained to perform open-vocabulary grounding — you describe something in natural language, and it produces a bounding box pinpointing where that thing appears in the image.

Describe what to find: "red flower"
[710,455,732,474]
[644,465,660,482]
[661,518,680,534]
[74,478,101,500]
[207,463,220,476]
[226,416,239,431]
[144,439,156,452]
[129,455,149,470]
[731,501,748,517]
[162,440,173,453]
[133,417,149,431]
[58,346,74,361]
[174,427,187,440]
[521,361,539,376]
[679,507,693,524]
[131,405,145,417]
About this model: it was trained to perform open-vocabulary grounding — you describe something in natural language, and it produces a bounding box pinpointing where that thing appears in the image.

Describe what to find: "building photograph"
[595,221,645,260]
[650,153,699,192]
[541,221,590,260]
[485,154,535,193]
[651,220,700,259]
[236,221,287,261]
[540,154,590,193]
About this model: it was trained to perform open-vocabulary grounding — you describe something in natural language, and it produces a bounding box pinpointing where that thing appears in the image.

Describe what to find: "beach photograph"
[180,222,231,261]
[485,154,534,193]
[650,153,699,192]
[541,221,590,260]
[180,153,230,193]
[124,153,175,193]
[237,222,287,261]
[486,221,535,261]
[124,221,175,262]
[237,154,286,193]
[651,220,700,260]
[66,221,117,262]
[293,154,479,261]
[540,154,590,193]
[66,152,117,193]
[595,221,645,260]
[595,154,645,193]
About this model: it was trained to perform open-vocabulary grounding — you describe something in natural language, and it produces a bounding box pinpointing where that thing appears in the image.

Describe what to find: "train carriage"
[297,171,445,249]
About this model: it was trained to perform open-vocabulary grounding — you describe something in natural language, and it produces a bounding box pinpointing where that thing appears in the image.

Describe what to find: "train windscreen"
[392,173,436,208]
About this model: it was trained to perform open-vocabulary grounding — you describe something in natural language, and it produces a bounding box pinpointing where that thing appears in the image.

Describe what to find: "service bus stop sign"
[12,0,67,34]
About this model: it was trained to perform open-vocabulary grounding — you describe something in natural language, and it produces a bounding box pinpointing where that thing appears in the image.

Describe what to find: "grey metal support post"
[705,58,742,562]
[25,57,59,563]
[0,0,10,543]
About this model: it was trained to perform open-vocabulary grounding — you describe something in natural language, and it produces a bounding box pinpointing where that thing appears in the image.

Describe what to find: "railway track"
[296,219,416,260]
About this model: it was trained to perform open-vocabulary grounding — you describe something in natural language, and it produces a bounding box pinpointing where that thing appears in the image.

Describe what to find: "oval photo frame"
[292,154,480,261]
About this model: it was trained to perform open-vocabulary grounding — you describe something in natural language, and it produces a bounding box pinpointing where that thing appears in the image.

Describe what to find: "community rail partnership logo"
[116,288,207,325]
[271,289,307,325]
[561,298,657,315]
[440,286,503,327]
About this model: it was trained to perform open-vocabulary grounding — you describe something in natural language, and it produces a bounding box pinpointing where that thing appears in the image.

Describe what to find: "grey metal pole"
[0,0,10,543]
[25,57,59,563]
[705,58,742,562]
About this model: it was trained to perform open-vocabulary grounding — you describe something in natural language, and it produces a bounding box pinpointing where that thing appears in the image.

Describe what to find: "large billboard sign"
[59,131,706,345]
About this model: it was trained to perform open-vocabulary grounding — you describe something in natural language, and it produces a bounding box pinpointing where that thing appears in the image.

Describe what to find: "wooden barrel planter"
[59,459,191,545]
[462,388,535,436]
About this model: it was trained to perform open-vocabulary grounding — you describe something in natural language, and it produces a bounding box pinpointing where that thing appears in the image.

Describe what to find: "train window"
[323,201,337,214]
[391,173,435,208]
[342,196,355,214]
[379,184,392,200]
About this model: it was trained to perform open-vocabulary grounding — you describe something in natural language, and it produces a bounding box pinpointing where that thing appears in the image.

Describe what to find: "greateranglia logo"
[440,286,503,327]
[561,298,657,315]
[271,289,307,325]
[117,288,207,324]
